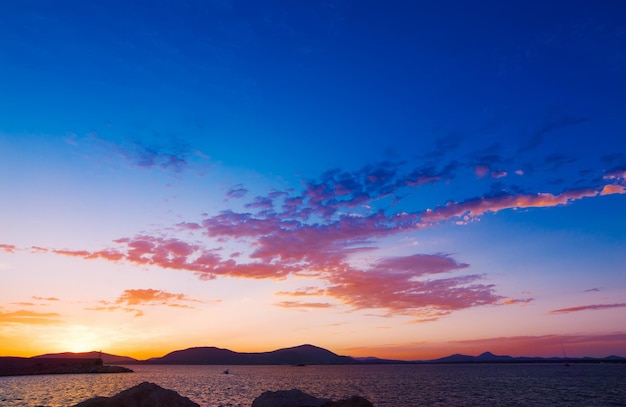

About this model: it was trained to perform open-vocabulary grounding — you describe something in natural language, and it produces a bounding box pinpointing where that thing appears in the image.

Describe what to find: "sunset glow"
[1,1,625,361]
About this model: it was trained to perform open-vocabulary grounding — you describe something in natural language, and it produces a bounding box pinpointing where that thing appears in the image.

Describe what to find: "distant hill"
[421,351,626,364]
[429,351,516,363]
[33,351,139,365]
[6,346,624,366]
[144,344,355,365]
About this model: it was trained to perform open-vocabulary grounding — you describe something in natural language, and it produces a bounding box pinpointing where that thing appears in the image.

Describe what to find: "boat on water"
[561,342,570,367]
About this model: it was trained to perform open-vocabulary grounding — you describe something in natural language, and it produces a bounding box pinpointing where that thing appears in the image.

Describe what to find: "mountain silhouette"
[33,351,138,365]
[144,344,355,365]
[10,345,625,366]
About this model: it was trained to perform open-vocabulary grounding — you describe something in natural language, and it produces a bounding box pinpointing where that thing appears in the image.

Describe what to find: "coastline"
[0,357,133,377]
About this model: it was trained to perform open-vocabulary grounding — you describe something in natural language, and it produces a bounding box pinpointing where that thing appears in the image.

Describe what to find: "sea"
[1,363,625,407]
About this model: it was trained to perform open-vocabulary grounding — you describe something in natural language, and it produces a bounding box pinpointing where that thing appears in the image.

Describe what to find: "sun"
[61,326,107,353]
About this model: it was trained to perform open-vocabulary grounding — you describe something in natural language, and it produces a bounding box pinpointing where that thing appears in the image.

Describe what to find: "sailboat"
[561,342,570,367]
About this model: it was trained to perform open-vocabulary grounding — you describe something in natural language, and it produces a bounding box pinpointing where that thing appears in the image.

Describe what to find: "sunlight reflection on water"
[1,364,625,406]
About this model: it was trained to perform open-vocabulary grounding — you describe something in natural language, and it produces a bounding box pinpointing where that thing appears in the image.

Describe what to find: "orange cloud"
[85,289,203,317]
[85,304,144,317]
[0,309,61,325]
[275,287,326,297]
[420,188,600,223]
[599,184,626,195]
[274,301,334,309]
[115,288,200,306]
[32,296,60,301]
[549,303,626,314]
[501,298,533,306]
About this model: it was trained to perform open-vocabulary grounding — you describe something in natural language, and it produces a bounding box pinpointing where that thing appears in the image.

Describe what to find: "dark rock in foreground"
[252,389,373,407]
[69,383,373,407]
[72,382,200,407]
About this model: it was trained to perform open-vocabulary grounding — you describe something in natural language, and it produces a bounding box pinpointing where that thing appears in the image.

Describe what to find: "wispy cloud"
[85,289,203,317]
[274,301,334,310]
[275,287,326,297]
[82,134,201,173]
[0,308,61,325]
[32,296,60,301]
[226,184,248,199]
[115,288,202,307]
[419,186,623,224]
[501,298,533,306]
[550,303,626,314]
[518,114,589,153]
[0,244,16,253]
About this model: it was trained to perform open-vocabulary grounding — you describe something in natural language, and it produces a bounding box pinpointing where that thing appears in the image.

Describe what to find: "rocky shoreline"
[0,357,133,376]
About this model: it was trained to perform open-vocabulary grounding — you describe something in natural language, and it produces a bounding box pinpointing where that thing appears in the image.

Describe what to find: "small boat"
[561,342,570,367]
[223,369,230,374]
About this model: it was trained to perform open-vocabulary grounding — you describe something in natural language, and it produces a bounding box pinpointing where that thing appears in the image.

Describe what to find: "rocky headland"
[0,357,132,376]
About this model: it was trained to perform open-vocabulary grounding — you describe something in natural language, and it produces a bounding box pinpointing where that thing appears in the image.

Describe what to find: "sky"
[1,0,626,361]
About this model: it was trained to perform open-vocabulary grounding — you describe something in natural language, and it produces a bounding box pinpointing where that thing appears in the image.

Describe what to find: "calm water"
[1,364,625,407]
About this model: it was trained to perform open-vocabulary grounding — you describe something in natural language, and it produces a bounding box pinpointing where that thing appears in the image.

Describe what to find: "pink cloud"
[326,255,500,320]
[474,165,490,178]
[0,244,16,253]
[245,196,274,210]
[368,254,468,276]
[176,222,202,230]
[549,303,626,314]
[603,168,626,180]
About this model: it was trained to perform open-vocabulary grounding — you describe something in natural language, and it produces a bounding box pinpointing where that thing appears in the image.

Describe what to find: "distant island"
[1,344,624,376]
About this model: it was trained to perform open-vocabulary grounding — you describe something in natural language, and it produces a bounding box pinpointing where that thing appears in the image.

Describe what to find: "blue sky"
[1,0,625,359]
